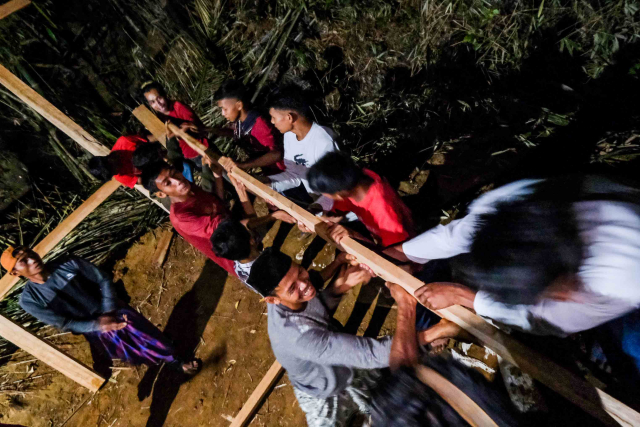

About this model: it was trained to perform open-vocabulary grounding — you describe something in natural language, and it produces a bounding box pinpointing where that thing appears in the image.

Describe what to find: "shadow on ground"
[137,260,228,427]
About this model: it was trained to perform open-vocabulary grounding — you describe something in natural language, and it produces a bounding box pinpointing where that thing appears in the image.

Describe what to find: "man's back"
[170,187,236,275]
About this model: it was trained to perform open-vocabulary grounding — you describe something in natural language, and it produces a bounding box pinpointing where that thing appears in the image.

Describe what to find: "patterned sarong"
[85,307,177,366]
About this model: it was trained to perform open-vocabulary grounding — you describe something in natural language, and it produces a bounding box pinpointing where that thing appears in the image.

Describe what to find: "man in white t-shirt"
[384,176,640,377]
[219,93,338,201]
[266,93,339,194]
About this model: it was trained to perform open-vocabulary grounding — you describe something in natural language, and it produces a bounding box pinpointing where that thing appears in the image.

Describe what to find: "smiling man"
[1,246,200,376]
[141,161,236,276]
[247,247,388,426]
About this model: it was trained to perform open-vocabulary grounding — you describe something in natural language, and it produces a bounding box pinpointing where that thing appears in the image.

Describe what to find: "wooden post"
[230,361,284,427]
[153,229,174,267]
[0,315,104,392]
[0,0,30,20]
[0,64,109,156]
[132,105,167,146]
[134,104,639,425]
[0,180,122,299]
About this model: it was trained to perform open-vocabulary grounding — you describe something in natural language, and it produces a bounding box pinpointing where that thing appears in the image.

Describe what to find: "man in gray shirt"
[247,247,389,426]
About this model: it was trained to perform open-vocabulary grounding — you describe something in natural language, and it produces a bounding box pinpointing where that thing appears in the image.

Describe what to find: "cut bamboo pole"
[133,104,638,425]
[0,179,121,299]
[229,361,284,427]
[0,315,104,392]
[0,0,30,20]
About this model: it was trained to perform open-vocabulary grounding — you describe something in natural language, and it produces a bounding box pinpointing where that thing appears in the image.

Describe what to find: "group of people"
[4,79,640,426]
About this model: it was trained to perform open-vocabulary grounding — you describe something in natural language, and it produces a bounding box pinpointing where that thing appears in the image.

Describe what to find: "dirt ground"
[0,219,399,427]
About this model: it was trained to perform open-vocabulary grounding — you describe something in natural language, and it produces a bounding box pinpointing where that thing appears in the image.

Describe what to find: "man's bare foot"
[418,319,477,347]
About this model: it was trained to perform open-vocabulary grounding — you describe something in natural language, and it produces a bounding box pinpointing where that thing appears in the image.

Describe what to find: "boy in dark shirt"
[1,246,200,376]
[213,81,285,175]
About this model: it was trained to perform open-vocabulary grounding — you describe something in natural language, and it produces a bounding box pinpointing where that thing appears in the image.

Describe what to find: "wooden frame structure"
[0,3,638,424]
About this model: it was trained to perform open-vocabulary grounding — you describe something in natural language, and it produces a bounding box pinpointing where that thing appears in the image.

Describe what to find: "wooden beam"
[230,361,284,427]
[415,365,498,427]
[153,229,174,267]
[0,65,169,214]
[0,179,122,300]
[0,0,30,20]
[134,104,639,425]
[0,64,109,156]
[0,315,104,392]
[131,105,167,146]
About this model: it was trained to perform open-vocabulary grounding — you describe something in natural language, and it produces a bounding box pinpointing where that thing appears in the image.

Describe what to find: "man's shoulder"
[310,124,336,144]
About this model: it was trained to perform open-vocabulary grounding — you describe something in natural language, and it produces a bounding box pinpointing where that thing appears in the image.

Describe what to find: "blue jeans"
[414,259,452,332]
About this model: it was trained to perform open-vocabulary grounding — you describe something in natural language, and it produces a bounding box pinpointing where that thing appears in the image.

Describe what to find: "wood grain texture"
[0,315,105,392]
[0,64,109,156]
[415,365,498,427]
[0,0,30,20]
[230,361,284,427]
[0,180,121,300]
[131,105,167,146]
[153,229,173,266]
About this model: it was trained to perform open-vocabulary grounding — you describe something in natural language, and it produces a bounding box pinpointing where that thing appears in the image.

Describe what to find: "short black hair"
[308,152,368,194]
[269,90,313,122]
[140,161,171,194]
[210,219,252,261]
[140,81,167,99]
[133,142,164,170]
[88,156,114,182]
[456,183,584,305]
[246,247,292,297]
[214,80,252,107]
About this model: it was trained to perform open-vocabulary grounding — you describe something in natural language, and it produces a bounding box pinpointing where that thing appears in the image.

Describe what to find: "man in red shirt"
[88,135,149,188]
[213,81,285,175]
[306,152,415,248]
[141,161,236,276]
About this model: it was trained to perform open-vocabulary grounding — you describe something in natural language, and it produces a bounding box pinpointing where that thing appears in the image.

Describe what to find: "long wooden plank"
[0,66,169,214]
[134,106,638,425]
[0,64,109,156]
[415,365,498,427]
[0,0,30,20]
[0,180,121,299]
[0,315,104,391]
[230,361,284,427]
[131,105,167,146]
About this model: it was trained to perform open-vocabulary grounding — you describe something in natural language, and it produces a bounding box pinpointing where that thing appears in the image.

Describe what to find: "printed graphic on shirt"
[293,154,308,166]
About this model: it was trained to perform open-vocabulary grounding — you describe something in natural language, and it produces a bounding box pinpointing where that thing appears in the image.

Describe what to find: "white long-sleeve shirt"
[402,178,640,336]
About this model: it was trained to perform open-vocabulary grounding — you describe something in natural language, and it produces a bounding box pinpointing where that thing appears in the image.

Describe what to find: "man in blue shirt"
[1,246,201,376]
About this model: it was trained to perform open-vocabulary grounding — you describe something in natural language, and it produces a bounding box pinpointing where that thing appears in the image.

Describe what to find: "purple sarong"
[85,307,177,366]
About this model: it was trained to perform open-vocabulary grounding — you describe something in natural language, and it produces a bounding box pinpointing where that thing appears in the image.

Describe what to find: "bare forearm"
[390,299,419,370]
[383,244,411,262]
[214,177,225,200]
[320,258,347,283]
[240,150,283,169]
